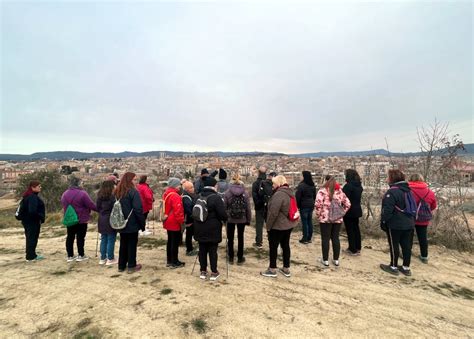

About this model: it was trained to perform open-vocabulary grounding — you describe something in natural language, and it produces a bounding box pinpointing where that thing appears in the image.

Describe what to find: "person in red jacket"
[137,175,155,236]
[162,177,185,268]
[408,173,437,264]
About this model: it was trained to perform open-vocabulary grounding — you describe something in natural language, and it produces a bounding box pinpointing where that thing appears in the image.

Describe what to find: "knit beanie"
[203,176,217,187]
[168,177,181,188]
[218,168,227,180]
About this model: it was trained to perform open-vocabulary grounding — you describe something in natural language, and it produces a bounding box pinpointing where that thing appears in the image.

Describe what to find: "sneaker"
[320,259,329,267]
[398,266,412,276]
[253,242,263,248]
[67,256,77,262]
[76,255,89,262]
[200,271,208,280]
[210,271,220,281]
[171,261,185,269]
[118,268,125,272]
[260,268,277,278]
[128,263,142,273]
[237,257,246,265]
[99,259,107,265]
[105,258,118,266]
[35,255,45,261]
[380,264,399,276]
[186,250,198,256]
[332,259,340,267]
[278,267,291,278]
[419,255,428,264]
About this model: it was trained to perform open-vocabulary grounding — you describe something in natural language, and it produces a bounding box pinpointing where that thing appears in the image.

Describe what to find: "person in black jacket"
[115,172,146,273]
[193,177,228,281]
[380,169,415,276]
[251,166,267,248]
[19,180,45,261]
[97,180,117,266]
[342,169,363,255]
[295,171,316,244]
[182,180,197,256]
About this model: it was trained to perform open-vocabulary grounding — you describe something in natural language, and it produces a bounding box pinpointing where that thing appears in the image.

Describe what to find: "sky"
[1,0,472,155]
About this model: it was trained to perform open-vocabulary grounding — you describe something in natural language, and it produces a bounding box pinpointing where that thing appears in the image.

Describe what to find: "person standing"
[216,168,229,197]
[194,168,210,194]
[224,173,251,264]
[380,169,415,276]
[408,173,437,264]
[194,177,228,281]
[61,177,97,262]
[19,180,45,262]
[116,172,146,273]
[295,171,316,244]
[163,177,185,268]
[252,166,267,248]
[96,180,117,266]
[137,175,154,236]
[182,180,197,256]
[342,169,364,255]
[315,175,351,267]
[260,175,298,278]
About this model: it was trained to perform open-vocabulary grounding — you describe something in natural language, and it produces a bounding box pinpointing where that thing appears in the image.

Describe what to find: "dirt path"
[0,220,473,338]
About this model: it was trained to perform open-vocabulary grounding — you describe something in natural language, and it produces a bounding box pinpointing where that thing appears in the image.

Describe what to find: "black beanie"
[201,168,209,176]
[218,168,227,180]
[203,176,217,187]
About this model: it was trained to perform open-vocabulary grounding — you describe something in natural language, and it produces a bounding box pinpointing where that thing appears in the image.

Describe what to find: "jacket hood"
[277,186,293,197]
[408,181,428,189]
[229,183,245,195]
[347,180,362,188]
[164,187,180,196]
[258,172,267,180]
[390,181,410,192]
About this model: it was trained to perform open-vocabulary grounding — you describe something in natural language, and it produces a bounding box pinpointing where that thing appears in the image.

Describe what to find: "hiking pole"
[226,236,229,279]
[95,227,99,257]
[191,251,199,275]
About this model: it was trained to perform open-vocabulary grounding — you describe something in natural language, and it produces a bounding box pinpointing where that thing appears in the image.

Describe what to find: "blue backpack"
[391,186,417,218]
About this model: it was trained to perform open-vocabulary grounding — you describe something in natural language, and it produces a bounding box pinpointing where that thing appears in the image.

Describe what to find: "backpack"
[62,193,80,227]
[15,199,25,221]
[259,180,272,205]
[413,191,433,222]
[192,193,215,222]
[328,199,346,222]
[288,196,300,221]
[109,199,133,230]
[391,187,417,218]
[229,194,247,219]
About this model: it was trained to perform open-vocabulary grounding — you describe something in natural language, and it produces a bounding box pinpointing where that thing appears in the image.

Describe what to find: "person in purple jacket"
[61,176,97,262]
[96,180,117,266]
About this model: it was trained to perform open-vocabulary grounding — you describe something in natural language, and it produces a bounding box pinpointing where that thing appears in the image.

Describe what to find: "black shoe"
[166,262,172,267]
[397,266,412,276]
[380,264,399,276]
[299,238,309,244]
[118,268,125,273]
[228,257,234,264]
[253,242,263,248]
[171,261,185,269]
[237,257,246,265]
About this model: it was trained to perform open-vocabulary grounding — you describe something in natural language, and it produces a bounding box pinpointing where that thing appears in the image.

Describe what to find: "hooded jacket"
[252,172,267,210]
[162,187,185,232]
[381,181,415,231]
[223,182,252,224]
[342,181,363,218]
[21,192,45,225]
[266,185,298,231]
[182,191,196,225]
[137,183,154,213]
[61,187,97,224]
[315,183,351,224]
[408,181,437,226]
[194,187,228,243]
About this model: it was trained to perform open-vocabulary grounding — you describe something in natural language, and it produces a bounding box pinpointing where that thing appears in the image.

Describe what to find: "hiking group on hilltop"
[16,165,437,280]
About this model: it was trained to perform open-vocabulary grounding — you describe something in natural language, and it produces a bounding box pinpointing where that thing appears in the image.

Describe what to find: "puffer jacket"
[162,187,185,232]
[118,188,146,233]
[97,196,116,234]
[194,188,228,243]
[381,181,415,231]
[266,185,298,231]
[295,181,316,209]
[137,183,154,213]
[21,192,45,225]
[223,182,251,224]
[315,183,351,224]
[61,187,97,224]
[342,181,363,218]
[408,181,437,226]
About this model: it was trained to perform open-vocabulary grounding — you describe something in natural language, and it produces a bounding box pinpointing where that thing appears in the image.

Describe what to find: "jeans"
[23,221,41,260]
[227,223,246,259]
[199,242,218,273]
[343,216,361,253]
[167,230,181,264]
[255,209,264,245]
[100,233,117,260]
[118,232,139,270]
[66,223,87,257]
[268,228,292,269]
[320,223,341,261]
[387,228,412,267]
[300,208,314,241]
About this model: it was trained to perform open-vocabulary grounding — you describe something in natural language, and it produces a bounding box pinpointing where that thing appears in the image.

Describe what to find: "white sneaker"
[320,258,329,267]
[76,255,89,262]
[332,259,340,267]
[99,259,107,265]
[142,230,153,236]
[200,271,208,280]
[105,258,118,266]
[67,256,77,262]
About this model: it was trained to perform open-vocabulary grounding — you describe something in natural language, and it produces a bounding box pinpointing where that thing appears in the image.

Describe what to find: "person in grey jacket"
[261,175,298,278]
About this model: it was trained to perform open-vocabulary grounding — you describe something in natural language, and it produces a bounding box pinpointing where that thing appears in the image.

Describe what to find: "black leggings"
[343,216,361,253]
[411,225,428,258]
[23,221,41,260]
[66,223,87,257]
[185,225,194,253]
[199,242,218,273]
[118,232,139,270]
[226,223,246,259]
[387,228,412,267]
[167,230,181,264]
[320,223,341,261]
[268,228,292,269]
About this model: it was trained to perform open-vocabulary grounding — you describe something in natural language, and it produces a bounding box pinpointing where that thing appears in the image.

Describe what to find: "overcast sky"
[1,1,472,155]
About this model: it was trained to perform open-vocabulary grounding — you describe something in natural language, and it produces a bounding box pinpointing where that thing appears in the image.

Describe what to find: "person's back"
[194,187,228,243]
[97,195,116,234]
[342,181,363,218]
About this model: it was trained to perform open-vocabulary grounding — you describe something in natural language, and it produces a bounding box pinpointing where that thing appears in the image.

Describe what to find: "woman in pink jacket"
[315,175,351,267]
[408,173,437,264]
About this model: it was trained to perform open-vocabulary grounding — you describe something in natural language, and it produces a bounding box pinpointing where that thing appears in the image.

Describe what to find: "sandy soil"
[0,218,473,338]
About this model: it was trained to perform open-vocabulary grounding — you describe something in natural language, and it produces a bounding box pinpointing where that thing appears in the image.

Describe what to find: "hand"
[380,221,388,232]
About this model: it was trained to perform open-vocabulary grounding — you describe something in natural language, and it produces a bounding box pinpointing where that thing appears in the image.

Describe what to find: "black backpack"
[15,199,26,221]
[229,194,247,219]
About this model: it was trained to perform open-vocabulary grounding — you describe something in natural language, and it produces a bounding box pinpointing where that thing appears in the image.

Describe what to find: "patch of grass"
[245,247,269,259]
[0,248,20,254]
[191,317,208,334]
[138,237,167,249]
[34,321,62,334]
[160,288,173,295]
[76,317,92,329]
[0,297,14,309]
[110,274,121,278]
[429,283,474,300]
[72,327,102,339]
[150,278,161,286]
[0,209,21,229]
[44,212,63,225]
[51,270,67,276]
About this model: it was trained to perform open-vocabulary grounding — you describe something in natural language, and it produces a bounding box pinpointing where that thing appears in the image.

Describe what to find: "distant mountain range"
[0,144,472,161]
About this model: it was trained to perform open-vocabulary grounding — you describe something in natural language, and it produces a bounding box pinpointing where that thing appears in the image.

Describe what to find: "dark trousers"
[66,223,87,257]
[300,208,314,241]
[199,242,218,273]
[387,228,412,267]
[343,216,361,253]
[23,221,41,260]
[118,232,139,270]
[185,225,194,253]
[255,208,264,245]
[268,228,292,269]
[167,230,181,264]
[227,223,246,259]
[320,223,341,261]
[411,225,428,258]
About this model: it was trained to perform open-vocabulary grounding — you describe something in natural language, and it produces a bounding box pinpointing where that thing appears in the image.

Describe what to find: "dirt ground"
[0,216,473,338]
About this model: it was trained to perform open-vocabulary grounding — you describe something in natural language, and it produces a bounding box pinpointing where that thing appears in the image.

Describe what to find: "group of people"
[17,165,437,279]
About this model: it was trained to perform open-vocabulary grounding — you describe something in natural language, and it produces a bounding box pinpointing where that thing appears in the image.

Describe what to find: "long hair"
[323,175,336,200]
[345,169,361,183]
[23,180,41,197]
[115,172,136,199]
[388,169,405,185]
[302,171,315,186]
[98,180,115,200]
